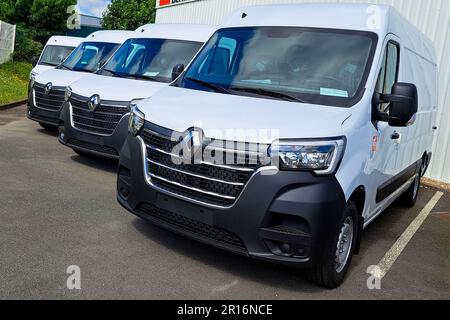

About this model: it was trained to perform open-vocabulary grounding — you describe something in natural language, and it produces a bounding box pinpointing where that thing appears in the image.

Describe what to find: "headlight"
[128,106,145,136]
[129,99,143,111]
[269,138,346,175]
[64,86,72,102]
[30,73,36,88]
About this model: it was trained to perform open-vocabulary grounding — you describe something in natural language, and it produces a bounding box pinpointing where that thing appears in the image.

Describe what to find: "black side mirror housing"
[172,64,185,81]
[31,56,38,67]
[372,82,418,127]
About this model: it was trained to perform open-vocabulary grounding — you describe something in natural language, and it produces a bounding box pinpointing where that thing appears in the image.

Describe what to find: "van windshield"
[179,27,377,107]
[99,38,203,83]
[59,42,119,73]
[38,45,75,66]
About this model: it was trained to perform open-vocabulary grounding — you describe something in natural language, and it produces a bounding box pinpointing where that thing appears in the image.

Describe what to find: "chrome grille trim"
[69,94,130,136]
[33,83,65,112]
[147,158,245,186]
[140,126,270,206]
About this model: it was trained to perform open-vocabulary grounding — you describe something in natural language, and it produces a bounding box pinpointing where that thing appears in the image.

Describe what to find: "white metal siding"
[156,0,450,183]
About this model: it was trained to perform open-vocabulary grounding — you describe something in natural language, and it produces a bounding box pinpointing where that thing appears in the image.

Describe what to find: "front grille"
[70,94,130,135]
[33,83,65,111]
[67,138,119,157]
[140,124,269,206]
[137,203,247,254]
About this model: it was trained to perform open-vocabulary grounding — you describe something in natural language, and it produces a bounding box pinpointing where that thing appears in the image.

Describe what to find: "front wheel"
[307,201,358,289]
[39,122,57,131]
[398,173,420,208]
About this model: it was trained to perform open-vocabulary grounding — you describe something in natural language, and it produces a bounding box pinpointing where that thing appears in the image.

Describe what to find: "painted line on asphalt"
[376,191,444,279]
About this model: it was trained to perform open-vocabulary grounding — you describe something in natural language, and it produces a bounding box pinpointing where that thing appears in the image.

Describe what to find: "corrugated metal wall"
[156,0,450,183]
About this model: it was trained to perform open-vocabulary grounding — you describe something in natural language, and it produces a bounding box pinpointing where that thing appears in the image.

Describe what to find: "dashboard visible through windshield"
[179,27,378,107]
[38,45,75,66]
[99,38,203,83]
[59,42,119,73]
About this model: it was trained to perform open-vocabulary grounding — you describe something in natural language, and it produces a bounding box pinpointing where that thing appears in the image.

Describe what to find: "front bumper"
[27,89,60,127]
[58,101,130,159]
[117,133,347,268]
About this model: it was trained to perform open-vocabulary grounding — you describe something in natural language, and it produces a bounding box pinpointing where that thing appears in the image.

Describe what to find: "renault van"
[58,24,214,159]
[30,36,83,78]
[28,30,135,129]
[117,4,438,288]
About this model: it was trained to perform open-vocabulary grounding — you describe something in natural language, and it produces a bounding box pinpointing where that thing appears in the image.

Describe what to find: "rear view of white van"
[117,4,438,288]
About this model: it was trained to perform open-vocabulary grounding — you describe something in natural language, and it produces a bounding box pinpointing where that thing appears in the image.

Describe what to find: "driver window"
[376,42,399,112]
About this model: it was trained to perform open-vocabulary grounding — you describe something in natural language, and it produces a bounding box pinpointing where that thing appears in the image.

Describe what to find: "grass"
[0,61,32,106]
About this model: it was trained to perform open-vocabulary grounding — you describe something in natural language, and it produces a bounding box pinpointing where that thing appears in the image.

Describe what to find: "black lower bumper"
[58,101,130,159]
[27,94,60,127]
[117,133,347,268]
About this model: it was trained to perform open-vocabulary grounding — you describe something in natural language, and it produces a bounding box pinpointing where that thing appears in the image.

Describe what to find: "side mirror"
[172,64,185,81]
[372,83,418,127]
[31,56,38,67]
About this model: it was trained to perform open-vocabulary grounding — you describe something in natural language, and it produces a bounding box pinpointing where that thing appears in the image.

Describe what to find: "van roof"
[223,3,436,63]
[85,30,136,44]
[134,23,215,43]
[45,36,84,48]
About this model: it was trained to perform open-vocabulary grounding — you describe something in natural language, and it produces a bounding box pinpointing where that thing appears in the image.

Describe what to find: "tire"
[398,173,420,208]
[307,201,359,289]
[39,122,57,131]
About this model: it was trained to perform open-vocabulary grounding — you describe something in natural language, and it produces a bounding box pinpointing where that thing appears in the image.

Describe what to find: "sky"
[77,0,111,17]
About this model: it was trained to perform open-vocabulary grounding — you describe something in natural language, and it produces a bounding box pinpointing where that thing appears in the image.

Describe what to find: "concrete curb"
[422,177,450,192]
[0,99,27,110]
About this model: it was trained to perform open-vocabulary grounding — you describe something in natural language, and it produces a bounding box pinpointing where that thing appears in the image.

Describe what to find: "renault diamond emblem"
[88,95,100,112]
[182,130,202,163]
[44,83,52,95]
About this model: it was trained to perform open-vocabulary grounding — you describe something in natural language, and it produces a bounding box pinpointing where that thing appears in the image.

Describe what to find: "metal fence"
[0,21,16,64]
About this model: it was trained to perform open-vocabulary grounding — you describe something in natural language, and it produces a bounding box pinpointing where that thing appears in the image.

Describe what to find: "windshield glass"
[100,38,203,83]
[60,42,119,73]
[180,27,377,107]
[38,45,75,66]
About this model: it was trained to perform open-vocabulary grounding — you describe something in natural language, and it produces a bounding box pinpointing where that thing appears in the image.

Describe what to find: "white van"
[30,36,83,78]
[117,4,438,288]
[28,30,135,129]
[58,24,214,159]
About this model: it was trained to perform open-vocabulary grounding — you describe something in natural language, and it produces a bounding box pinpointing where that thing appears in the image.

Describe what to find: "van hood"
[35,69,91,88]
[137,86,352,144]
[31,65,54,76]
[69,74,167,101]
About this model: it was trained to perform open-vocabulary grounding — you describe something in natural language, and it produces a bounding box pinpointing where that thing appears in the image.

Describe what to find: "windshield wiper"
[41,62,58,67]
[103,69,124,78]
[229,86,309,103]
[185,77,231,94]
[127,74,160,82]
[58,64,73,71]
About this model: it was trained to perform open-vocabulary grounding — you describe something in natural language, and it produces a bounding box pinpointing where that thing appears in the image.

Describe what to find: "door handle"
[391,132,401,140]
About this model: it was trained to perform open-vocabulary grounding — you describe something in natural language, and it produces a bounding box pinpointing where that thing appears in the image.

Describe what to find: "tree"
[102,0,156,30]
[30,0,77,41]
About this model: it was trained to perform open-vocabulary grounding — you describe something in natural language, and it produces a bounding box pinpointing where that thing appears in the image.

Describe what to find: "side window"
[376,42,400,111]
[199,36,238,75]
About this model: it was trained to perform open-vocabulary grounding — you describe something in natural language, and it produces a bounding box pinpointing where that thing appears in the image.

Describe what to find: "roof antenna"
[241,12,247,19]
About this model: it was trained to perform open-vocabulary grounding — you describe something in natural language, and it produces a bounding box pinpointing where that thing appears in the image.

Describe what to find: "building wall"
[156,0,450,184]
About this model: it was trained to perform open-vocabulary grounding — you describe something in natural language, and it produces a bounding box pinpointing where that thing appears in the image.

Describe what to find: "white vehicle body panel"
[31,36,84,77]
[68,24,215,104]
[136,4,437,224]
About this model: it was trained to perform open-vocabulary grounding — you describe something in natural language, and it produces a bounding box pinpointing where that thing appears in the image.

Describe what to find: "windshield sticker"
[240,79,272,85]
[320,88,349,98]
[143,72,160,77]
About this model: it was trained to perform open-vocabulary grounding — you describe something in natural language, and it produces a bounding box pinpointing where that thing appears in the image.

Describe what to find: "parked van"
[117,4,438,288]
[28,30,135,129]
[58,24,214,159]
[30,36,83,78]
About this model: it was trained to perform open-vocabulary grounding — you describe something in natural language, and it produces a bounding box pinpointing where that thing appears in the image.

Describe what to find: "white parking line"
[376,191,444,279]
